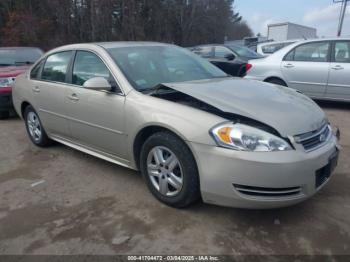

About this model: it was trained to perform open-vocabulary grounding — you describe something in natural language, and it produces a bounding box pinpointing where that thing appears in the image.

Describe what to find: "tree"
[0,0,252,49]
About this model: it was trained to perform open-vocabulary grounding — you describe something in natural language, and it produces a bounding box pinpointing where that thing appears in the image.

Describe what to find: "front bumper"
[190,135,339,209]
[0,90,13,112]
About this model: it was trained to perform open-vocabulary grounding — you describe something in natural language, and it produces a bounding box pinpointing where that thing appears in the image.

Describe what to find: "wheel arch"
[264,76,288,87]
[132,125,195,170]
[20,101,31,119]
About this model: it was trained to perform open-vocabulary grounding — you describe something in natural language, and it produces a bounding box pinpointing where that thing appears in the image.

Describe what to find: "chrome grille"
[233,184,302,198]
[295,124,331,152]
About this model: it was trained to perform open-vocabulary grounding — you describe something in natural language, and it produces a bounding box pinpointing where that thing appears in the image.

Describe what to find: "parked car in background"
[191,44,263,61]
[0,47,43,119]
[257,40,298,56]
[13,42,339,209]
[189,44,263,77]
[245,38,350,102]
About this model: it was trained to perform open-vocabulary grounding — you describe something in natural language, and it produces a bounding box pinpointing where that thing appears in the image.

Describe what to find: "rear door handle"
[32,86,40,93]
[68,93,79,101]
[284,63,294,68]
[331,65,344,70]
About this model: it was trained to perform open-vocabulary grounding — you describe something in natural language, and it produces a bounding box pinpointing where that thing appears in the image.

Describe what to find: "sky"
[234,0,350,37]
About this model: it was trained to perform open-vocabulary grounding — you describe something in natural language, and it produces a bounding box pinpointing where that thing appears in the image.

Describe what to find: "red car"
[0,47,43,119]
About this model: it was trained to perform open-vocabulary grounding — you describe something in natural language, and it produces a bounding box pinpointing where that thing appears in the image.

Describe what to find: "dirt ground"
[0,101,349,256]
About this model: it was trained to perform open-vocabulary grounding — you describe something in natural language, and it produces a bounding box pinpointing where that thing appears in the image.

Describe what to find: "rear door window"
[42,51,73,83]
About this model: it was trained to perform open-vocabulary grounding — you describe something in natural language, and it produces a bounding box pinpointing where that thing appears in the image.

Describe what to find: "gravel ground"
[0,101,349,256]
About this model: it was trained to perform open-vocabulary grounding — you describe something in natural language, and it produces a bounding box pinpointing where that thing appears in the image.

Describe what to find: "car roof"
[193,44,241,47]
[194,38,350,50]
[97,41,170,48]
[258,40,299,46]
[285,37,350,50]
[45,41,174,55]
[288,37,350,44]
[52,41,170,50]
[262,37,350,59]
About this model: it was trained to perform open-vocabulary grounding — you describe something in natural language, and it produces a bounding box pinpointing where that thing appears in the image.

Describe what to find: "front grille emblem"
[319,134,326,143]
[295,124,329,152]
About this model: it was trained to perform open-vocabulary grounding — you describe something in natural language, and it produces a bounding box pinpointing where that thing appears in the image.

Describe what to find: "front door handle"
[284,63,294,68]
[68,93,79,102]
[331,65,344,70]
[32,86,40,93]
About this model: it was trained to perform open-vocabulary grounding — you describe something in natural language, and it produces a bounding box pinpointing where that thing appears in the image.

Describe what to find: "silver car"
[13,42,340,209]
[246,38,350,102]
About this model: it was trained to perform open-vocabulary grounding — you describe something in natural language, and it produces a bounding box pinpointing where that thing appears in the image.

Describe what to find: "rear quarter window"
[30,59,45,79]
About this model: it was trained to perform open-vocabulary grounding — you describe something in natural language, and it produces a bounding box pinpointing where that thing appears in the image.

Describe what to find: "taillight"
[246,63,252,72]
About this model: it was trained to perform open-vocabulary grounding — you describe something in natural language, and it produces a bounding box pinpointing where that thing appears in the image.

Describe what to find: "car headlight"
[210,123,292,152]
[0,77,14,88]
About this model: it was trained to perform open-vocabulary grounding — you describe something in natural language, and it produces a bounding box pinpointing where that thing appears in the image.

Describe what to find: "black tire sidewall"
[140,132,200,208]
[0,111,10,120]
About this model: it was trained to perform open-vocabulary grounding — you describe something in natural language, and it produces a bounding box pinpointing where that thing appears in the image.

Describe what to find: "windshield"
[0,48,43,66]
[106,45,227,91]
[227,45,263,59]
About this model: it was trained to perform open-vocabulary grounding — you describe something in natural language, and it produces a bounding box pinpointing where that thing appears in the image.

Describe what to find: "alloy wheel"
[27,111,42,142]
[146,146,183,197]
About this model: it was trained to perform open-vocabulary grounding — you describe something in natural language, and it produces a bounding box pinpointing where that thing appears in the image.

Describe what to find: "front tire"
[140,132,200,208]
[24,105,53,147]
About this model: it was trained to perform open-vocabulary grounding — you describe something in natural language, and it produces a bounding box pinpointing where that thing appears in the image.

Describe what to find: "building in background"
[225,22,317,52]
[267,22,317,41]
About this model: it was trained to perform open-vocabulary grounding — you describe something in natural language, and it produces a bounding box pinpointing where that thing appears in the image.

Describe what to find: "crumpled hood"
[0,65,29,77]
[163,78,326,137]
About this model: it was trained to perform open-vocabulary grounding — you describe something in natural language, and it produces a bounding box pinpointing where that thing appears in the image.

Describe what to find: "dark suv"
[0,47,43,119]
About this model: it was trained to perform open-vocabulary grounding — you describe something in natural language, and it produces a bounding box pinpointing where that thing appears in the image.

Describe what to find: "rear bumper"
[190,134,339,209]
[0,90,13,112]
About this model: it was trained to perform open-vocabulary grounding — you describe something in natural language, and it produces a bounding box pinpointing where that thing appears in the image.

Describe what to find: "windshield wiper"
[15,61,34,65]
[143,84,174,95]
[0,63,13,66]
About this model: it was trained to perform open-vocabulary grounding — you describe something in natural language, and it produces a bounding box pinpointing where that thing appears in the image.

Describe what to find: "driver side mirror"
[83,77,112,91]
[225,53,236,61]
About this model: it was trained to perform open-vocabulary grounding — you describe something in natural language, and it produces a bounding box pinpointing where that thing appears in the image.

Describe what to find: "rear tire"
[0,111,10,120]
[140,132,200,208]
[266,78,287,87]
[24,105,53,147]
